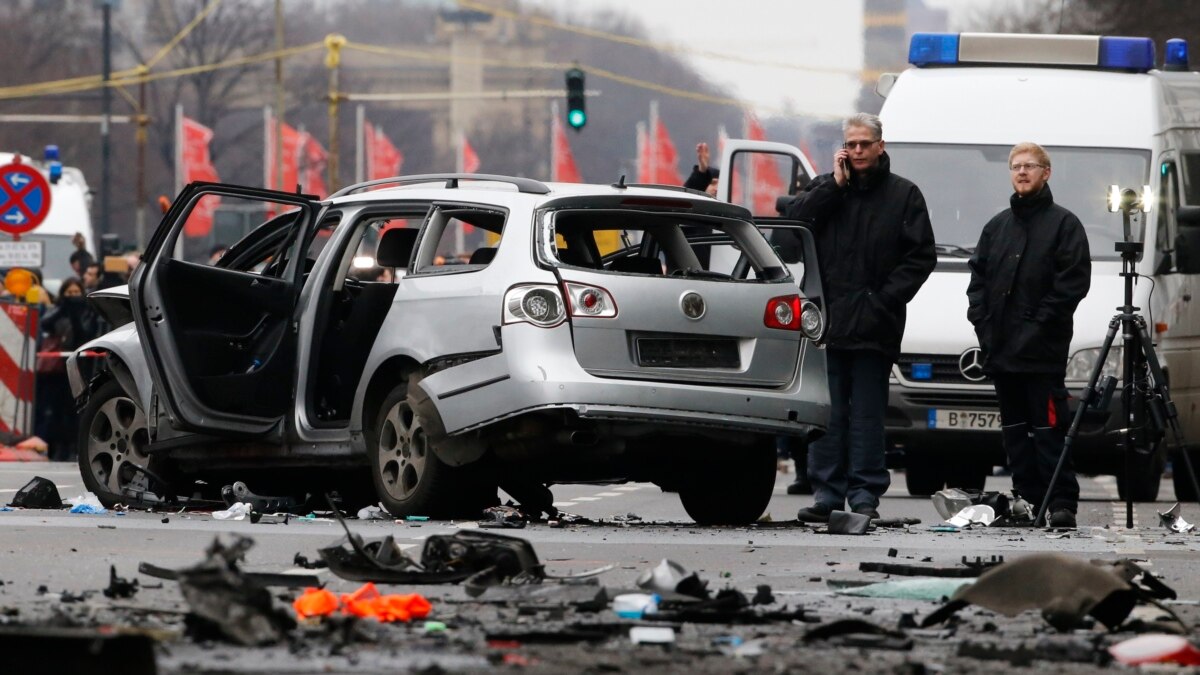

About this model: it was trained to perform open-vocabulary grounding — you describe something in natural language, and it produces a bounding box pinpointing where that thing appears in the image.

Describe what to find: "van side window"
[1157,161,1179,274]
[1181,154,1200,206]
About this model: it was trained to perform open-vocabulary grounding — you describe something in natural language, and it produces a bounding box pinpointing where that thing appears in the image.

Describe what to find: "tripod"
[1036,189,1200,528]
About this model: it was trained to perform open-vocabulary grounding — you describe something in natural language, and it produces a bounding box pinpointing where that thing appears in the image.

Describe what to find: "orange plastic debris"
[292,587,339,619]
[339,582,433,623]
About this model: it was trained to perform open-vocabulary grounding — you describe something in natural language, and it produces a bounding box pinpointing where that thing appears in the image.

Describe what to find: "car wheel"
[1115,450,1164,502]
[904,450,945,496]
[368,380,461,519]
[678,438,775,525]
[77,379,152,508]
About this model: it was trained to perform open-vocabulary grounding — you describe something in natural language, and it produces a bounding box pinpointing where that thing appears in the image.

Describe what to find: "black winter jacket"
[780,152,936,360]
[966,186,1091,375]
[683,165,718,192]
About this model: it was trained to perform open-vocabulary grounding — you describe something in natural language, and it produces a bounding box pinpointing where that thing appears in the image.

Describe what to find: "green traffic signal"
[565,67,586,130]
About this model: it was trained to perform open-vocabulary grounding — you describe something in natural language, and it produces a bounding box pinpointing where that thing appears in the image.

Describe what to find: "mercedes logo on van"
[958,347,987,382]
[680,292,705,320]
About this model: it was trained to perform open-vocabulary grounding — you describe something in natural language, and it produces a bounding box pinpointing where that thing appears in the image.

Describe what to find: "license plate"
[927,409,1002,431]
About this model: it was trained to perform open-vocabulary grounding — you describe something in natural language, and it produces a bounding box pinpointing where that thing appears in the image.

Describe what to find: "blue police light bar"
[1165,38,1189,70]
[911,363,933,380]
[1098,36,1155,71]
[43,144,59,161]
[48,161,63,184]
[909,33,959,66]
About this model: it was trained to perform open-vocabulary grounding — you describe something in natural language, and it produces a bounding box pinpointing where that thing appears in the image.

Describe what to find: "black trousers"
[992,373,1079,513]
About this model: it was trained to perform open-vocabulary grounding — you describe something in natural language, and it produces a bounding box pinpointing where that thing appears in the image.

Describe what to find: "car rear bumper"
[420,323,830,438]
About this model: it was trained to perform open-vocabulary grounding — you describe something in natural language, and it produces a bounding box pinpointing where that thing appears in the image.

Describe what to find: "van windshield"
[887,144,1150,261]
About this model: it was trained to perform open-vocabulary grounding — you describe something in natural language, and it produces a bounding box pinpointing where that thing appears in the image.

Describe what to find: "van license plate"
[928,409,1002,431]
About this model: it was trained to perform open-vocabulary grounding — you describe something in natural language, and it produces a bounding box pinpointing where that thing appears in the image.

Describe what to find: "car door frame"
[131,181,321,438]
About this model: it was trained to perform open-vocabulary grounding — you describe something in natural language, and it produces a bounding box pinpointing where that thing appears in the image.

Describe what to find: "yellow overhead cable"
[342,42,776,113]
[144,0,224,70]
[456,0,859,77]
[0,42,324,101]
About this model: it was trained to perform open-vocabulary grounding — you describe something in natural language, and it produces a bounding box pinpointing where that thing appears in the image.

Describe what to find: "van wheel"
[678,438,775,525]
[1172,450,1200,502]
[78,380,153,508]
[1115,451,1164,502]
[904,451,945,496]
[945,456,990,491]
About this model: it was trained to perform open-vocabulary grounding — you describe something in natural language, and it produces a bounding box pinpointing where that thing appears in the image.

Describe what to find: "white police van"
[0,147,95,293]
[872,32,1200,500]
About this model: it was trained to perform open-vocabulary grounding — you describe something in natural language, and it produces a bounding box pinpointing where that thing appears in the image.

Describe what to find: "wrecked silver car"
[68,174,828,524]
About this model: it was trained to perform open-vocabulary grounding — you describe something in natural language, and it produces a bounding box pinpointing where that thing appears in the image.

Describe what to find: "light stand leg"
[1123,314,1136,529]
[1035,316,1121,527]
[1135,318,1200,504]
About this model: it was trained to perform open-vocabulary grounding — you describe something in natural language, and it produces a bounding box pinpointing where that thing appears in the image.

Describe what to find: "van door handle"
[1185,293,1193,302]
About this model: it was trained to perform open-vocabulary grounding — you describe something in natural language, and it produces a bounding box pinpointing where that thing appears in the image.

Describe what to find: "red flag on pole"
[300,132,328,198]
[746,113,786,216]
[365,121,404,181]
[266,115,303,193]
[551,116,582,183]
[649,106,682,185]
[459,134,480,174]
[180,115,220,237]
[636,122,650,183]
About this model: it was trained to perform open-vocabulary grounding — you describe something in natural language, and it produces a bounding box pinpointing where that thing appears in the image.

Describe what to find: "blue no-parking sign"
[0,161,51,235]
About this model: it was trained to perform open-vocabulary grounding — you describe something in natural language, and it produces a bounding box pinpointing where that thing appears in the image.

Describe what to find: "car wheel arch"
[359,355,421,436]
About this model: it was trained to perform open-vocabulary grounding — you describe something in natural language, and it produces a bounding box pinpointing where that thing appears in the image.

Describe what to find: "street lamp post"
[94,0,122,238]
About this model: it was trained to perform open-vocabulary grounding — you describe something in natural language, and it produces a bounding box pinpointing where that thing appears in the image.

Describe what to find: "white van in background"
[874,32,1200,500]
[0,148,95,294]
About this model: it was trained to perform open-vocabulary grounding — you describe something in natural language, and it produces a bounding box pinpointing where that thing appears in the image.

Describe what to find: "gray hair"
[843,113,882,141]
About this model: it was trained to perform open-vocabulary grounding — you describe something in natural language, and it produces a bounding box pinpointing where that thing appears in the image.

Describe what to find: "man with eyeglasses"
[966,142,1091,529]
[779,113,936,523]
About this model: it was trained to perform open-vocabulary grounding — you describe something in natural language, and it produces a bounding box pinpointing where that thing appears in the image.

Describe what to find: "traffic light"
[565,68,586,130]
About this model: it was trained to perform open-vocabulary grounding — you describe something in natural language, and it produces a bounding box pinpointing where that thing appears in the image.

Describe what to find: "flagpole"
[174,104,184,261]
[649,100,659,184]
[455,130,465,256]
[297,124,307,193]
[355,104,365,185]
[264,105,272,190]
[549,102,558,182]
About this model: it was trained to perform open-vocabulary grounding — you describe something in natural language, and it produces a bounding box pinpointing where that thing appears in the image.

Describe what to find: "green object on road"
[423,621,447,633]
[407,515,430,521]
[837,577,973,601]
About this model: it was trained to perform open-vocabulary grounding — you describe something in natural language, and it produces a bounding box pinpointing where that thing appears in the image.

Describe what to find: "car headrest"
[376,228,419,267]
[468,247,497,265]
[608,256,662,275]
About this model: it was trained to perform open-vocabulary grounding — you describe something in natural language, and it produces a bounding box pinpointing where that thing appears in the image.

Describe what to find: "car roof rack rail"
[623,183,713,198]
[329,173,551,198]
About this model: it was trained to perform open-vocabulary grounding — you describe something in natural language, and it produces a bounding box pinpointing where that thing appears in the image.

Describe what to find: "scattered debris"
[958,636,1108,666]
[613,592,659,618]
[479,505,527,529]
[139,562,320,589]
[932,488,1031,526]
[629,626,675,645]
[751,585,775,605]
[172,536,296,645]
[803,619,913,651]
[356,504,387,520]
[1159,502,1195,533]
[921,554,1177,631]
[636,559,710,599]
[65,492,106,514]
[826,510,871,535]
[292,553,327,570]
[293,587,339,619]
[102,565,138,599]
[221,481,302,514]
[1109,634,1200,666]
[838,578,972,601]
[7,476,62,509]
[859,555,1003,578]
[340,582,432,622]
[946,505,995,527]
[213,502,252,521]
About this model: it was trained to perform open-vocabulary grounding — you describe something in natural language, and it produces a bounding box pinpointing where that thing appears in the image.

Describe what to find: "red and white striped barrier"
[0,301,37,437]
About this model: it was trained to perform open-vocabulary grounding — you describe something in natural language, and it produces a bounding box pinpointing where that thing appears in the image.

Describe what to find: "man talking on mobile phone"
[778,112,936,523]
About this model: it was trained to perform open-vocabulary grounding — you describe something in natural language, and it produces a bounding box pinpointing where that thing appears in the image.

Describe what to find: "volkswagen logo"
[958,347,987,382]
[680,291,705,320]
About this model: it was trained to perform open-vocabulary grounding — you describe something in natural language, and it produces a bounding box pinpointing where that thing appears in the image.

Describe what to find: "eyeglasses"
[1009,162,1046,172]
[843,140,880,150]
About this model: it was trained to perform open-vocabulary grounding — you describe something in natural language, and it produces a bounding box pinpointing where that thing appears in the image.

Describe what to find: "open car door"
[715,139,824,310]
[131,182,321,438]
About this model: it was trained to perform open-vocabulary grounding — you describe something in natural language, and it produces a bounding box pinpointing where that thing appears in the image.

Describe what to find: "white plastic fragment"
[629,626,675,644]
[213,502,252,521]
[947,504,996,527]
[1158,502,1195,533]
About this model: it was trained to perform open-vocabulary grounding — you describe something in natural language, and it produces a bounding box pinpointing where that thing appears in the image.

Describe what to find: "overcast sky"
[524,0,994,118]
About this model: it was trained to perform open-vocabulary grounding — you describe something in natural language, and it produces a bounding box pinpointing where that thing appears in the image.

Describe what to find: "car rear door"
[131,182,321,438]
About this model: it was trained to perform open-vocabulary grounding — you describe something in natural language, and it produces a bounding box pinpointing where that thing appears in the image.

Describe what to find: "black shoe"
[796,503,835,523]
[1048,508,1077,528]
[851,504,880,520]
[787,478,813,495]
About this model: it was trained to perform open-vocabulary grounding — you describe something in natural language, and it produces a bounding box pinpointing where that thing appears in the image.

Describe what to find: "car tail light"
[764,294,801,331]
[503,284,566,327]
[799,300,824,341]
[563,282,618,318]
